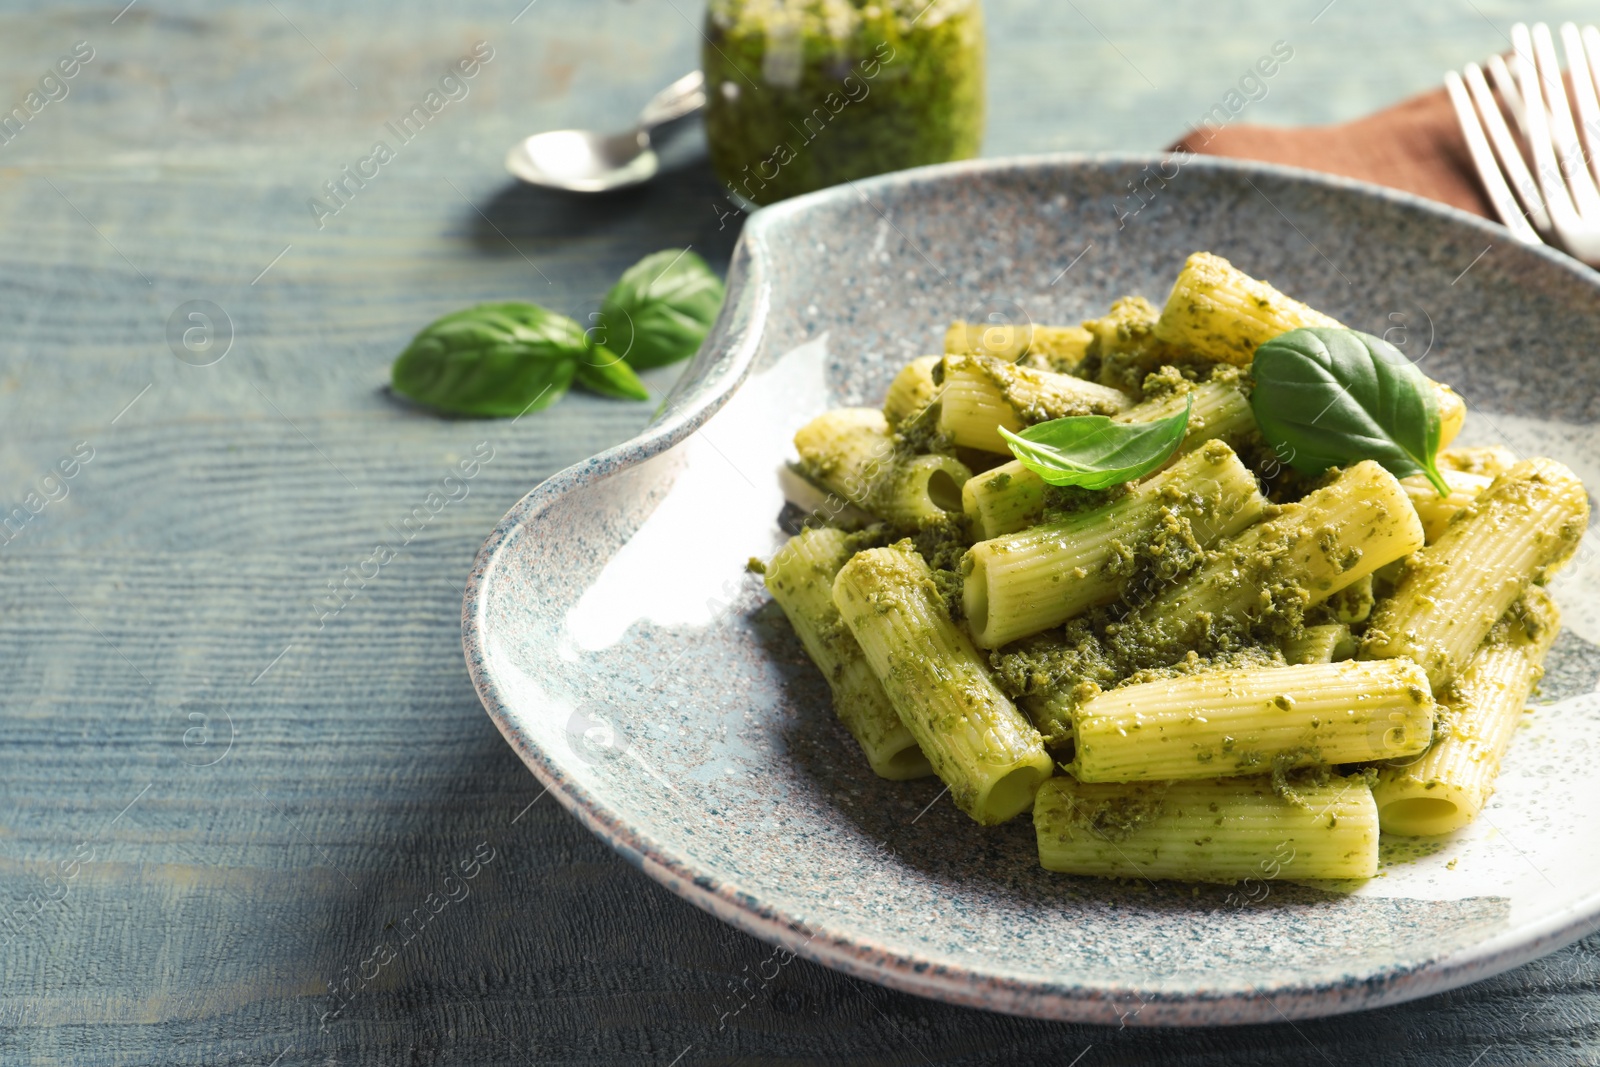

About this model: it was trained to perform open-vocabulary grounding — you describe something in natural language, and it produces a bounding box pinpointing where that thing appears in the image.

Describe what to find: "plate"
[462,155,1600,1025]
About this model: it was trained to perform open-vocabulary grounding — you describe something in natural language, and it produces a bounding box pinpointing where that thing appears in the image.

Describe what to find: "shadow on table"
[462,156,744,275]
[316,668,1581,1067]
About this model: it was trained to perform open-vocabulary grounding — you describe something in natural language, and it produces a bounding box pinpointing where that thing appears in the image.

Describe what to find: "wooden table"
[2,1,1595,1062]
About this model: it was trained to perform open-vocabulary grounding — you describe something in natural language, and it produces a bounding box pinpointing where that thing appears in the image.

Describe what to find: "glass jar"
[702,0,985,208]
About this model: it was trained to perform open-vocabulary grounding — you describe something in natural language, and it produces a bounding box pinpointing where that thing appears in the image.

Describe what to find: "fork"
[1447,21,1600,265]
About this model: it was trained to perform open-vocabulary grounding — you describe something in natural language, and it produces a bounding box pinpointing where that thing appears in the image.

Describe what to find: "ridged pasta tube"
[1066,659,1435,782]
[1436,385,1467,450]
[1322,574,1374,624]
[882,355,941,428]
[963,441,1268,649]
[1129,460,1425,654]
[1400,469,1493,543]
[1364,457,1587,690]
[1153,252,1342,364]
[764,529,934,781]
[1440,444,1516,477]
[962,378,1257,540]
[1035,775,1380,882]
[1374,588,1559,836]
[944,321,1094,368]
[1018,325,1096,372]
[1284,623,1356,664]
[1147,253,1469,444]
[833,543,1054,824]
[793,408,972,526]
[937,354,1132,454]
[944,319,1029,362]
[961,463,1049,544]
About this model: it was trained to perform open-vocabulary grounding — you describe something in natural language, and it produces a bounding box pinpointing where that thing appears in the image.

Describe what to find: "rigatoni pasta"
[1400,468,1493,542]
[832,543,1054,825]
[1035,776,1380,881]
[792,407,972,526]
[1126,460,1424,658]
[1364,457,1587,690]
[882,355,942,428]
[961,375,1256,539]
[759,248,1581,887]
[1373,588,1559,836]
[962,441,1266,648]
[1066,659,1435,783]
[938,353,1131,453]
[763,528,933,781]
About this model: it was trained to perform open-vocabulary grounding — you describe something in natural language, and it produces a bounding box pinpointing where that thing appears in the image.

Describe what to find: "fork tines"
[1448,22,1600,265]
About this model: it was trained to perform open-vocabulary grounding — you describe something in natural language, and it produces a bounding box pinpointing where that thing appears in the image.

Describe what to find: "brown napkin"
[1171,86,1494,219]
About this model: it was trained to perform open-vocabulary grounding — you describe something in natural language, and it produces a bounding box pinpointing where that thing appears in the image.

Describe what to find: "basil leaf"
[596,249,725,370]
[573,344,650,401]
[999,396,1191,489]
[1251,327,1447,495]
[391,302,582,417]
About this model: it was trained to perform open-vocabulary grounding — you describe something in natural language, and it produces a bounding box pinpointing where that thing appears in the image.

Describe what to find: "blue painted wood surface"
[1,1,1595,1063]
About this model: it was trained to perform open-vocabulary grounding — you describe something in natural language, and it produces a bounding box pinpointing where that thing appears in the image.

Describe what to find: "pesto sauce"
[703,0,985,206]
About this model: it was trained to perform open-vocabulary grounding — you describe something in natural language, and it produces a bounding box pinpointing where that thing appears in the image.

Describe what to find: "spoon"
[505,71,707,192]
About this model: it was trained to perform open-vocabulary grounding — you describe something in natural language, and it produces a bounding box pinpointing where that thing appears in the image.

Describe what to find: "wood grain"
[0,1,1596,1063]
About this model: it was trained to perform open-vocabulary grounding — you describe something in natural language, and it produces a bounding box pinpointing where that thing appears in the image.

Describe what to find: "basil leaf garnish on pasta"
[1251,327,1448,495]
[999,396,1190,489]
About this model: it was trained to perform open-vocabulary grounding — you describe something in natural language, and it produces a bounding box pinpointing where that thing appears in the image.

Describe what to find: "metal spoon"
[505,71,706,192]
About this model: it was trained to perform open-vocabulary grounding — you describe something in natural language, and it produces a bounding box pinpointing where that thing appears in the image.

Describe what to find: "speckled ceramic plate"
[463,155,1600,1025]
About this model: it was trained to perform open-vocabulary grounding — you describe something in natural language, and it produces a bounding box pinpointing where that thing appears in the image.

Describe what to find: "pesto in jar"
[702,0,985,207]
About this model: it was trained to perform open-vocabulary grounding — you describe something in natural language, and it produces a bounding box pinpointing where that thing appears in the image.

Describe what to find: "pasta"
[961,375,1256,539]
[1153,251,1343,363]
[758,249,1581,886]
[1284,623,1356,665]
[1400,469,1493,543]
[944,320,1095,370]
[882,355,942,428]
[1364,458,1587,690]
[1151,255,1466,442]
[793,407,972,525]
[938,353,1131,453]
[1066,659,1435,783]
[832,543,1054,825]
[1373,588,1559,836]
[1126,460,1424,658]
[963,441,1266,649]
[1035,775,1380,881]
[763,528,934,780]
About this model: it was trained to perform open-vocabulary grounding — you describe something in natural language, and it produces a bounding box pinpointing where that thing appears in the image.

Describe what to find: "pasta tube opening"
[1373,587,1560,835]
[833,542,1054,824]
[792,407,974,526]
[962,440,1267,649]
[1376,795,1464,837]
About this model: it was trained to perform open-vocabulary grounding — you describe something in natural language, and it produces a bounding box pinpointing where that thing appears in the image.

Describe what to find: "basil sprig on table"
[391,303,596,417]
[1250,327,1448,495]
[999,397,1191,490]
[594,249,725,370]
[390,249,723,418]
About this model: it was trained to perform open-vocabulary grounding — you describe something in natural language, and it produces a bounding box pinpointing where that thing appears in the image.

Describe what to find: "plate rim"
[461,152,1600,1025]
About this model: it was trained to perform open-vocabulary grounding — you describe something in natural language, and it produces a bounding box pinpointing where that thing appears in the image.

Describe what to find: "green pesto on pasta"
[758,249,1579,887]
